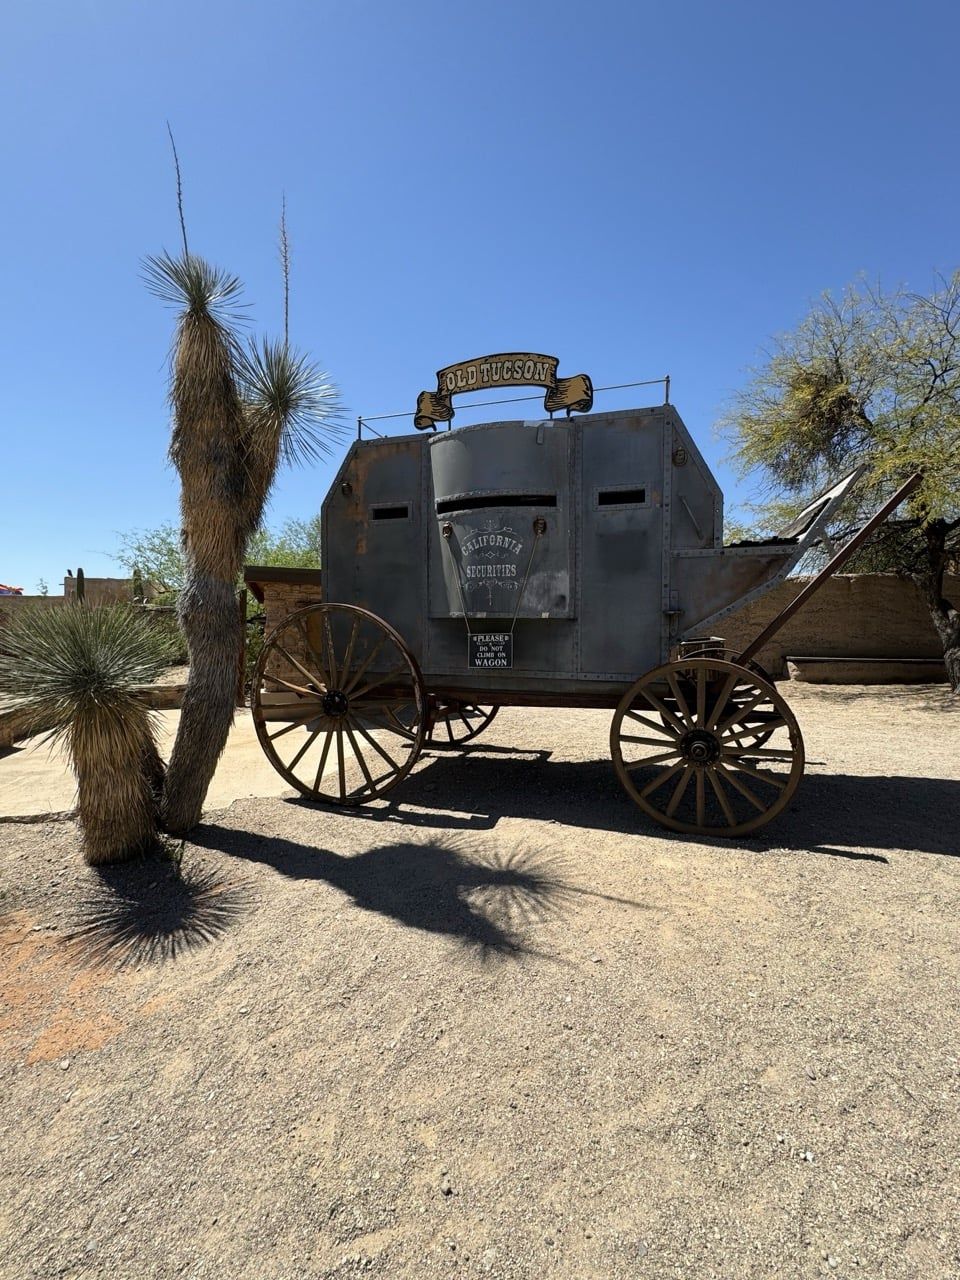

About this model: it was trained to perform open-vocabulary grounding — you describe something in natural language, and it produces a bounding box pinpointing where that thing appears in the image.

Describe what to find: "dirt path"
[1,685,958,1279]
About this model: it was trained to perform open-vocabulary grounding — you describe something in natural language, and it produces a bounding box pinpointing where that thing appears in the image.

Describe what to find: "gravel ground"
[1,683,958,1280]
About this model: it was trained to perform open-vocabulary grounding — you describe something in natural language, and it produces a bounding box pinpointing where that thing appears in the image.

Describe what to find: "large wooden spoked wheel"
[252,603,427,805]
[427,701,499,748]
[611,657,804,838]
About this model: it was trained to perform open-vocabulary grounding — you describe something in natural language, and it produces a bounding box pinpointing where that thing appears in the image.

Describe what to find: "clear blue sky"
[2,0,957,592]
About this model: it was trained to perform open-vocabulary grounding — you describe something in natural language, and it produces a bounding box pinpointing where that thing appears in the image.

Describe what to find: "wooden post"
[237,588,248,706]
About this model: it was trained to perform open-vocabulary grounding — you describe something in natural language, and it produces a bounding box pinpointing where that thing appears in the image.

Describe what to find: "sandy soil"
[0,709,291,819]
[1,684,958,1280]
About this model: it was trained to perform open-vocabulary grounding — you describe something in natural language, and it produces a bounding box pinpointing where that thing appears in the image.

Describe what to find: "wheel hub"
[679,728,721,765]
[322,689,349,718]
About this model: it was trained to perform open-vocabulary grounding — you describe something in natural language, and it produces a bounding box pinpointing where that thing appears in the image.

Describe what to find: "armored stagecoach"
[252,356,918,837]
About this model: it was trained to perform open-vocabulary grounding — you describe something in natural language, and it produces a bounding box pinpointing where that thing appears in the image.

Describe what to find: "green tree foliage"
[0,605,174,864]
[246,514,322,568]
[114,523,186,598]
[723,273,960,689]
[115,513,321,595]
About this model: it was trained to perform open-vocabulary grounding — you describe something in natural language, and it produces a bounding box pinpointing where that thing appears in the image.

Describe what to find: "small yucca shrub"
[0,604,175,864]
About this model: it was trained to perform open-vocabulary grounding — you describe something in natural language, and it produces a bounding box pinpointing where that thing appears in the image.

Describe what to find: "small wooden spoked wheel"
[611,657,804,837]
[252,603,427,805]
[427,701,499,747]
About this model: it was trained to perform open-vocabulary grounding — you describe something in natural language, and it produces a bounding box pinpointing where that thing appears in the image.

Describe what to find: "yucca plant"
[0,605,175,864]
[144,243,341,834]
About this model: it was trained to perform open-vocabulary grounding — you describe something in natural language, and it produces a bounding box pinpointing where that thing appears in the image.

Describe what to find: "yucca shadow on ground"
[65,854,253,969]
[192,824,646,958]
[300,748,958,861]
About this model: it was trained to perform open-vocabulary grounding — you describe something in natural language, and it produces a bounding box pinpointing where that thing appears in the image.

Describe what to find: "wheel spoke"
[336,726,346,800]
[266,672,319,698]
[705,672,738,731]
[624,710,677,739]
[261,699,326,725]
[718,761,768,810]
[274,642,325,692]
[355,706,419,742]
[665,765,693,817]
[624,748,682,770]
[641,688,688,734]
[716,689,766,737]
[313,729,335,792]
[621,733,682,747]
[721,756,787,792]
[288,724,324,772]
[341,637,387,695]
[349,664,408,704]
[322,613,340,688]
[666,670,693,725]
[294,617,333,689]
[695,666,706,727]
[339,618,360,689]
[344,720,377,794]
[722,716,787,742]
[640,760,685,798]
[349,716,402,773]
[269,717,316,742]
[727,746,795,760]
[707,766,736,827]
[695,768,705,825]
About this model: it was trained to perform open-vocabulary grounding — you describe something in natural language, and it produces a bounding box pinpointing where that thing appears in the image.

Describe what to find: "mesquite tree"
[723,273,960,690]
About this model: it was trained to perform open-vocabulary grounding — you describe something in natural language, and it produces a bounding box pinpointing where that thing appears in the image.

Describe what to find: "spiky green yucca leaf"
[239,336,344,468]
[142,251,247,326]
[0,604,175,737]
[0,605,175,863]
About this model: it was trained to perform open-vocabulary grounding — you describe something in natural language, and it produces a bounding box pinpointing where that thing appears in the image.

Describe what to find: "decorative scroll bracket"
[414,352,593,430]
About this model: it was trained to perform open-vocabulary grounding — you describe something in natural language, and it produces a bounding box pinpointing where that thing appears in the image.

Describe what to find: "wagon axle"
[679,729,722,766]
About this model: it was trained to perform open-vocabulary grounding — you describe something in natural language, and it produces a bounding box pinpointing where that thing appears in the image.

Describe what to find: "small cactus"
[132,566,144,603]
[76,568,85,604]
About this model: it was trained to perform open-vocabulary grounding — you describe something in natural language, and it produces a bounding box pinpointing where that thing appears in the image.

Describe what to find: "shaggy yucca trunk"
[70,704,165,864]
[154,256,249,834]
[145,246,341,834]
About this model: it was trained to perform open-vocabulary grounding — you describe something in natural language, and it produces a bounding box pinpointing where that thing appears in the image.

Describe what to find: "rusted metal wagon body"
[252,395,917,838]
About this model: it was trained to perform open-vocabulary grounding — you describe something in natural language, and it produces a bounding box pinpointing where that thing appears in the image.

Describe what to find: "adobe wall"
[63,577,148,605]
[711,573,958,677]
[0,595,64,637]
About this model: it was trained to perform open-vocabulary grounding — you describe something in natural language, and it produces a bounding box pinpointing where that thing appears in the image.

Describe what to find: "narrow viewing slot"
[436,493,557,515]
[371,505,409,520]
[598,488,646,506]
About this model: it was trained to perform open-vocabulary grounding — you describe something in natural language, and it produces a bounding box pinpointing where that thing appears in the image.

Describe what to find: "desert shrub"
[0,604,175,864]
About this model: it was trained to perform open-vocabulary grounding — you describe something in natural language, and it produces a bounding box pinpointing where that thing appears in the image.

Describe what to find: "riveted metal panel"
[578,408,666,679]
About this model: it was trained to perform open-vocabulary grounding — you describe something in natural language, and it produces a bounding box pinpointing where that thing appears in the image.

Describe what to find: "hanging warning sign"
[468,632,513,669]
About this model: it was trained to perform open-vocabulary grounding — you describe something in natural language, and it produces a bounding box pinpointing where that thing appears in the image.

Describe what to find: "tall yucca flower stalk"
[0,605,173,864]
[145,247,341,834]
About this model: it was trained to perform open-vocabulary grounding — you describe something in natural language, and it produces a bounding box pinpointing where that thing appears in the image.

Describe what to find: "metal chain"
[509,520,545,635]
[439,526,472,637]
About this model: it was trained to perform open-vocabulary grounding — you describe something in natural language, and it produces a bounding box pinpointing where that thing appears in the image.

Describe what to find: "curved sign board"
[414,352,592,429]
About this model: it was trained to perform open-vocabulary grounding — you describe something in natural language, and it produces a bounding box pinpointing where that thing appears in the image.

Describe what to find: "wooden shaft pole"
[738,472,923,666]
